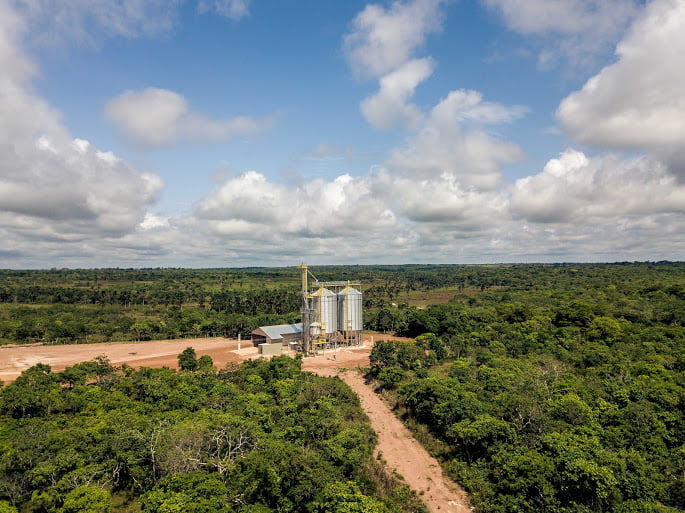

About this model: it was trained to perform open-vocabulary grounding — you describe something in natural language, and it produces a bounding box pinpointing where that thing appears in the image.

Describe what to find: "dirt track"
[337,370,471,513]
[0,335,471,512]
[302,344,472,513]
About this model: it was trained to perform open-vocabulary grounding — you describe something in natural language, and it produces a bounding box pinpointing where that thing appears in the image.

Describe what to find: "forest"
[2,263,682,346]
[1,262,684,512]
[0,355,423,513]
[365,264,684,512]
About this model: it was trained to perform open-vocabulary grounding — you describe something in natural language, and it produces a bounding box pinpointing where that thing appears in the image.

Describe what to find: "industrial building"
[251,265,363,355]
[251,323,303,345]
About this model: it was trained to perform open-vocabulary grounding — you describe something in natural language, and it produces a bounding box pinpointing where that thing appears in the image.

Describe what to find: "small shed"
[251,323,303,348]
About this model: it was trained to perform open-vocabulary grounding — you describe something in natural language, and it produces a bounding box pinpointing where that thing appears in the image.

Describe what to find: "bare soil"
[0,337,245,382]
[0,334,471,512]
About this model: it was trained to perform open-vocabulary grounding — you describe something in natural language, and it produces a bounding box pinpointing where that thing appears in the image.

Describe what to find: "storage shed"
[251,323,303,348]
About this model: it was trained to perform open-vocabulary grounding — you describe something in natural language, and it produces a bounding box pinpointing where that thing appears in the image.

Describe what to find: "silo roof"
[313,287,336,296]
[338,286,362,295]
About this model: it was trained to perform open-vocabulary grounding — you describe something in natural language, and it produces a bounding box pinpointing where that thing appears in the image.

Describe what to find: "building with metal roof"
[251,323,303,347]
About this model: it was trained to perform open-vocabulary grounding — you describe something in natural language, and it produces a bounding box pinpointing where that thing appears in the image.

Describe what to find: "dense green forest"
[365,264,685,513]
[0,355,423,513]
[2,263,684,345]
[1,262,684,512]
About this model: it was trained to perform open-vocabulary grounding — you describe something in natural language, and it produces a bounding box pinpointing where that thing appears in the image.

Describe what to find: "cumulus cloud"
[196,171,395,238]
[344,0,447,79]
[374,169,506,230]
[510,149,685,223]
[198,0,250,21]
[1,137,162,236]
[104,88,276,148]
[386,90,525,190]
[361,58,434,130]
[441,89,529,125]
[190,85,527,257]
[483,0,640,69]
[556,0,685,151]
[0,1,163,262]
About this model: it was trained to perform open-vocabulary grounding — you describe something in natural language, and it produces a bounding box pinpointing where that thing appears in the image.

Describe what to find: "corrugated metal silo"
[311,287,337,334]
[338,286,363,332]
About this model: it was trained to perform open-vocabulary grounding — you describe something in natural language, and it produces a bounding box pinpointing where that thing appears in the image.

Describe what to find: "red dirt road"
[303,344,472,513]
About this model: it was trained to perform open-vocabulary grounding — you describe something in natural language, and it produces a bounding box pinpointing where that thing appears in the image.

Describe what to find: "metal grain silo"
[338,286,362,333]
[311,287,337,334]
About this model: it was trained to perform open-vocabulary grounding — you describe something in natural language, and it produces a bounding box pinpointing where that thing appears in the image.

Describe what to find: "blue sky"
[1,0,684,268]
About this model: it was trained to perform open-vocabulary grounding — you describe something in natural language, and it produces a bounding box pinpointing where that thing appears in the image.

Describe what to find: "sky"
[1,0,685,268]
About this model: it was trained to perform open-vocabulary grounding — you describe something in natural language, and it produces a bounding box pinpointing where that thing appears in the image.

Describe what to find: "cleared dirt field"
[0,334,409,383]
[0,337,246,382]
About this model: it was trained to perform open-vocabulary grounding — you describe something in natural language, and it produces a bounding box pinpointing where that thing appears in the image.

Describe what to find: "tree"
[141,472,230,513]
[309,481,390,513]
[0,502,18,513]
[177,347,198,371]
[197,355,214,372]
[377,366,404,390]
[58,486,111,513]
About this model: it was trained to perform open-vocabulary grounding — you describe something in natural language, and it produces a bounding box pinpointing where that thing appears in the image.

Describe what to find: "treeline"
[0,355,424,513]
[367,280,685,511]
[0,304,302,344]
[0,285,299,314]
[366,264,685,338]
[1,263,684,345]
[0,289,300,345]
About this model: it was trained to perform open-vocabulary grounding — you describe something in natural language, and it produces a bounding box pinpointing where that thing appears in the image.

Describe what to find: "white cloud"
[104,88,276,148]
[198,0,250,21]
[344,0,447,79]
[441,89,529,125]
[374,168,506,230]
[510,149,685,223]
[483,0,640,69]
[10,0,179,47]
[385,90,525,190]
[140,213,170,230]
[0,2,163,262]
[361,58,434,130]
[0,132,163,239]
[556,0,685,150]
[195,171,395,238]
[187,85,526,258]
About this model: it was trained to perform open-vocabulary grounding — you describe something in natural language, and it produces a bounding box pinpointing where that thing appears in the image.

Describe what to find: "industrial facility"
[252,264,363,355]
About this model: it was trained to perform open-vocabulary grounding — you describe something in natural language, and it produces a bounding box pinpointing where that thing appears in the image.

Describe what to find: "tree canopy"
[0,356,424,513]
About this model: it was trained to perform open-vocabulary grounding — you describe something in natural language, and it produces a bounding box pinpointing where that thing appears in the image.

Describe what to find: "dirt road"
[303,346,472,513]
[338,370,471,513]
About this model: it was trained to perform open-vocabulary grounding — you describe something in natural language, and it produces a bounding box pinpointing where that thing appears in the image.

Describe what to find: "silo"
[338,286,363,334]
[309,322,322,338]
[311,287,337,334]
